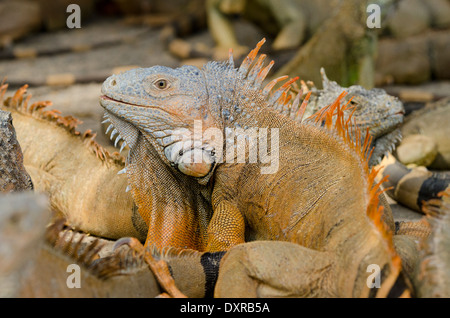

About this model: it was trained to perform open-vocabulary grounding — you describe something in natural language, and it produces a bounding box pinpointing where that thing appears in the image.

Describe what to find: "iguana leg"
[206,200,246,252]
[114,237,187,298]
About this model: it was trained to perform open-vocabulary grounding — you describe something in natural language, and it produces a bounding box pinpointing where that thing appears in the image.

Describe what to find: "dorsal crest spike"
[255,60,274,88]
[228,48,234,67]
[262,76,288,97]
[0,83,9,101]
[0,82,125,166]
[247,53,267,83]
[238,38,266,76]
[289,89,302,111]
[268,77,299,106]
[295,91,311,121]
[273,90,288,111]
[320,67,330,89]
[279,76,299,91]
[307,92,400,277]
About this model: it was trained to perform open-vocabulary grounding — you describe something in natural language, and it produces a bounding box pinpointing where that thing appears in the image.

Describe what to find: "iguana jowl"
[101,39,404,297]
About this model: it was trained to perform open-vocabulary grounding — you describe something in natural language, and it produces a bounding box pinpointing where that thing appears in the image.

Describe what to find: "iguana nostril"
[111,79,117,86]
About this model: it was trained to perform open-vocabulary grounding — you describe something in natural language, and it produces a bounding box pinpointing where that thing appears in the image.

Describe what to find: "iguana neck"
[126,133,213,250]
[203,61,272,132]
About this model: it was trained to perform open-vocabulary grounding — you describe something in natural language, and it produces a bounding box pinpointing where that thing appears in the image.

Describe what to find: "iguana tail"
[378,153,450,213]
[17,217,161,297]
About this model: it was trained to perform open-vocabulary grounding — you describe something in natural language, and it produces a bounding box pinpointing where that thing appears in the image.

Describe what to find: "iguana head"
[315,68,405,166]
[317,68,404,138]
[100,39,284,180]
[100,65,223,179]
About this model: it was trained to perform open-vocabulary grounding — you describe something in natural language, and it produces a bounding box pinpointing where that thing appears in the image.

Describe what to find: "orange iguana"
[100,39,412,297]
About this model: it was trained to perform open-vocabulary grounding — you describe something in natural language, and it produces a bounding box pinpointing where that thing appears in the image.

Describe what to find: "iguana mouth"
[100,95,139,107]
[100,95,183,119]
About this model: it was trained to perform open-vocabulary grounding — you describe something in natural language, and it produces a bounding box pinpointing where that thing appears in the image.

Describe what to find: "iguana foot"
[113,237,187,298]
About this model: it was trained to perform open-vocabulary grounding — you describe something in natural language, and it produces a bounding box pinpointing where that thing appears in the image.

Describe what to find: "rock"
[401,98,450,170]
[376,29,450,85]
[168,38,192,59]
[0,0,42,47]
[376,34,431,85]
[387,0,431,39]
[422,0,450,28]
[0,192,50,297]
[0,110,33,193]
[396,134,438,167]
[398,90,434,103]
[429,30,450,80]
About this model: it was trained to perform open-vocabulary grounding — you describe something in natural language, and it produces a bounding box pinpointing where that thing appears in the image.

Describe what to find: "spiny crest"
[206,39,303,127]
[0,83,124,165]
[309,92,401,274]
[46,219,148,279]
[45,219,112,279]
[232,41,401,273]
[231,38,300,107]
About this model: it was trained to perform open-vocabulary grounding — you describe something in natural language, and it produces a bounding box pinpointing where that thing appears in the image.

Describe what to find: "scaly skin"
[100,39,405,297]
[12,217,206,298]
[400,97,450,170]
[18,224,222,298]
[0,108,33,192]
[277,68,405,167]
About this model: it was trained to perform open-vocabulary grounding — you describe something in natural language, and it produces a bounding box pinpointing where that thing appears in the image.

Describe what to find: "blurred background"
[0,0,449,146]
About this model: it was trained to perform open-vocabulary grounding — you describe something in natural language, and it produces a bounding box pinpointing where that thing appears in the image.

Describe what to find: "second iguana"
[277,67,405,168]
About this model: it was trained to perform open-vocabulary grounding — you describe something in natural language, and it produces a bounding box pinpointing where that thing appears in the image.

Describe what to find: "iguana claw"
[113,237,187,298]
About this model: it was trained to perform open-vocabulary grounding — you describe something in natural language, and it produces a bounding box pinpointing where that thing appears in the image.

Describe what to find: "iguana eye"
[154,79,169,90]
